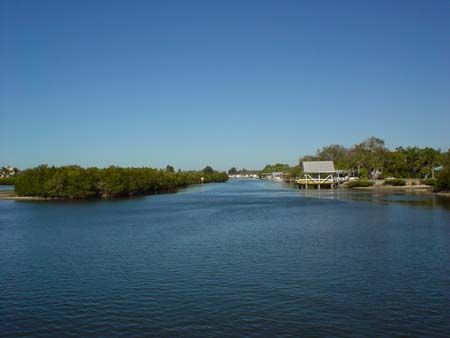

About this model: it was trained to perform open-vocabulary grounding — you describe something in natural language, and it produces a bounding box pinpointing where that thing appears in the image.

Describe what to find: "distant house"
[260,171,288,182]
[300,161,336,189]
[0,165,19,178]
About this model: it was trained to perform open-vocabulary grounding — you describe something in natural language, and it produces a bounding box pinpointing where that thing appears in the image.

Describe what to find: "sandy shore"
[342,180,450,198]
[348,185,433,191]
[435,191,450,198]
[0,191,52,201]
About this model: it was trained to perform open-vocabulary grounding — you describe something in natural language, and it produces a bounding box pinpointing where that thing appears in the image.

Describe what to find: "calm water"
[1,180,449,337]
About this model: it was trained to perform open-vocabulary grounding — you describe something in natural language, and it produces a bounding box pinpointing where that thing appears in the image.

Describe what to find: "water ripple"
[1,180,449,337]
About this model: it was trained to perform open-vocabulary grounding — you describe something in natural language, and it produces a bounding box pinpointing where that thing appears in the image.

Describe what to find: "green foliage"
[420,178,437,187]
[166,165,175,173]
[316,144,351,169]
[15,165,228,199]
[435,167,450,191]
[358,168,369,179]
[228,167,237,175]
[0,176,16,185]
[298,137,446,179]
[384,179,406,186]
[227,167,260,176]
[288,165,302,178]
[259,163,301,179]
[202,166,215,174]
[261,163,290,174]
[349,137,387,178]
[347,180,374,188]
[383,151,408,178]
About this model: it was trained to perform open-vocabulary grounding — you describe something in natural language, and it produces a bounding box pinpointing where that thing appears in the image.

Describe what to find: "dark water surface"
[1,180,449,337]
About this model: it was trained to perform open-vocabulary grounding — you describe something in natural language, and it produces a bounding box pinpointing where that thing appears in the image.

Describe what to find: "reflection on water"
[0,185,14,191]
[294,186,450,211]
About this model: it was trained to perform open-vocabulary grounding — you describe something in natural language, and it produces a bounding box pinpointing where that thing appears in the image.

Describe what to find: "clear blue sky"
[1,0,449,171]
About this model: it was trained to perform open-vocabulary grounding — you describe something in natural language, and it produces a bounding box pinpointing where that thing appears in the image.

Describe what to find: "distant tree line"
[14,165,228,199]
[228,167,260,175]
[260,163,291,174]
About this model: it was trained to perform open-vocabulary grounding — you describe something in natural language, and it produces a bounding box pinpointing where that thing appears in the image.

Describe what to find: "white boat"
[270,172,285,182]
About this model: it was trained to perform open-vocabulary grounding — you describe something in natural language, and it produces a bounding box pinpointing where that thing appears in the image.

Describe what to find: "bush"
[435,168,450,192]
[421,178,437,186]
[347,180,374,188]
[0,177,16,185]
[358,168,369,179]
[384,179,406,186]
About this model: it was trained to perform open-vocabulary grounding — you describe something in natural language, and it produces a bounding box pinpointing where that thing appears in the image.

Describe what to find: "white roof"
[303,161,335,173]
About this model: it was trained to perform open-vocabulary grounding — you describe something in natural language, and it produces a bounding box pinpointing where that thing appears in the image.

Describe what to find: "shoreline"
[348,185,433,191]
[435,191,450,198]
[0,191,52,201]
[0,183,204,201]
[295,179,450,198]
[2,182,449,201]
[342,184,450,198]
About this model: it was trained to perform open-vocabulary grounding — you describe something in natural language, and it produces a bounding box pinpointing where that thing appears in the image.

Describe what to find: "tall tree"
[202,166,215,174]
[316,144,350,169]
[228,167,237,175]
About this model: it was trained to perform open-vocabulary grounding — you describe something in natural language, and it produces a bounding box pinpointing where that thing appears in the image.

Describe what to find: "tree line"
[14,165,228,199]
[260,137,450,190]
[301,137,445,179]
[228,167,260,175]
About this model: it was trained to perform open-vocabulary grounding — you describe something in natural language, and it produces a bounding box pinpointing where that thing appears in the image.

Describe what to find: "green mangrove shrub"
[347,180,374,188]
[384,179,406,186]
[0,177,16,185]
[435,168,450,192]
[15,165,228,199]
[420,178,436,186]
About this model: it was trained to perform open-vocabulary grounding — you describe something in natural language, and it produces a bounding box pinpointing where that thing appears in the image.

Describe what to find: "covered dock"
[297,161,336,189]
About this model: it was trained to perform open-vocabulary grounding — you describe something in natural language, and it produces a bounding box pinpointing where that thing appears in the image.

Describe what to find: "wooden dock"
[295,178,335,189]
